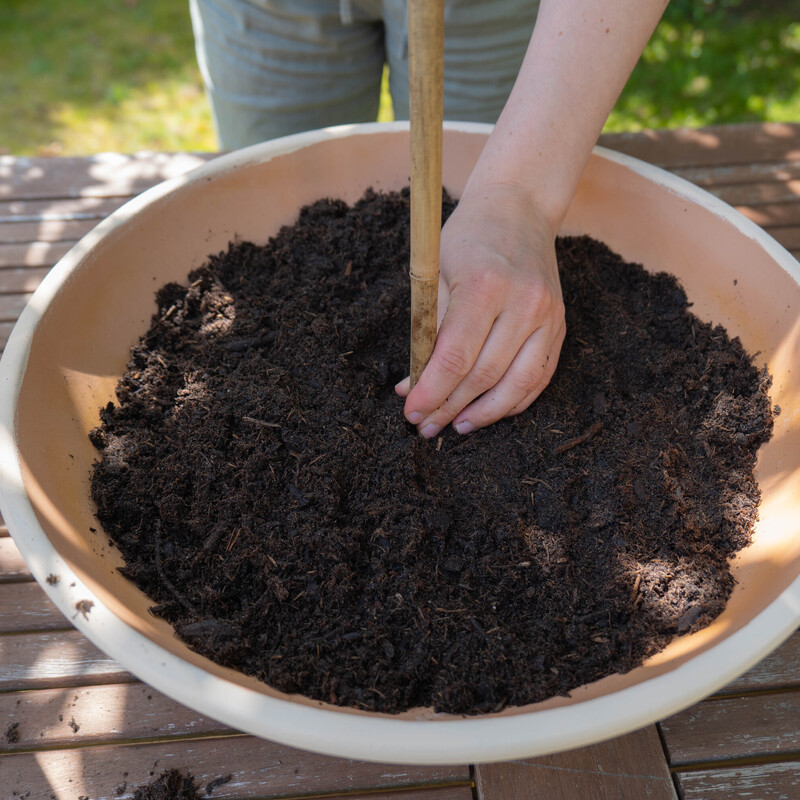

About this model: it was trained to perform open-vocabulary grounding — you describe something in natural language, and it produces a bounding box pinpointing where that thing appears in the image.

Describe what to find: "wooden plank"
[720,631,800,694]
[474,726,677,800]
[672,160,800,188]
[599,122,800,169]
[0,217,100,244]
[0,194,128,220]
[326,790,472,800]
[0,320,18,350]
[711,180,800,207]
[0,629,132,691]
[0,291,34,321]
[677,760,800,800]
[0,266,50,294]
[0,535,32,582]
[764,226,800,251]
[0,240,74,268]
[0,682,233,752]
[0,152,217,201]
[734,202,800,228]
[1,736,470,800]
[660,692,800,765]
[0,580,67,633]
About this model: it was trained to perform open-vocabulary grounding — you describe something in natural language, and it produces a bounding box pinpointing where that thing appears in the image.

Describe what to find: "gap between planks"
[669,749,800,775]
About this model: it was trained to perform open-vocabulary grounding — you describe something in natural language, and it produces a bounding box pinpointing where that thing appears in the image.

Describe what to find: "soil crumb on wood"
[131,769,201,800]
[5,721,20,743]
[90,188,773,715]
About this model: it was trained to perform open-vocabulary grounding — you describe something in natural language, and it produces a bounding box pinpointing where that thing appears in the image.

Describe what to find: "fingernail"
[454,420,474,435]
[407,411,423,425]
[420,423,441,439]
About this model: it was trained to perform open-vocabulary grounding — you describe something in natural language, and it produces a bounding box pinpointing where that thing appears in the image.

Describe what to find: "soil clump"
[131,770,201,800]
[90,188,774,714]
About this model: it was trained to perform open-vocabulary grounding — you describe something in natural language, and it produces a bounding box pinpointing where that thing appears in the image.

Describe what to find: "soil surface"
[90,188,774,715]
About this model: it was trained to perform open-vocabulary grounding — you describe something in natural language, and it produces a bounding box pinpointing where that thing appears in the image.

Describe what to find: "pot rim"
[1,121,798,765]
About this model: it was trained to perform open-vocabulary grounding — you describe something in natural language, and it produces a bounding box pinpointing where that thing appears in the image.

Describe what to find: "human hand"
[395,181,566,437]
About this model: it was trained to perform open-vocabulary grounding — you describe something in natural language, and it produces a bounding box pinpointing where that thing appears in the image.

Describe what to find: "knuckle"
[459,268,508,305]
[518,281,554,319]
[468,360,503,391]
[510,363,545,396]
[434,346,472,380]
[474,268,508,296]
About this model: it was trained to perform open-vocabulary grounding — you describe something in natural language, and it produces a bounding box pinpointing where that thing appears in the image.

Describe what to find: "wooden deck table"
[1,122,799,799]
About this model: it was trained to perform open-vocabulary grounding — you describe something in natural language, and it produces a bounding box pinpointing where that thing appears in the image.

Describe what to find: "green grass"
[608,0,800,131]
[1,0,798,156]
[0,0,214,155]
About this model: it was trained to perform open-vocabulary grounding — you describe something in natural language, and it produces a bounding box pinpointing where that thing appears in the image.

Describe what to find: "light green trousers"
[189,0,540,149]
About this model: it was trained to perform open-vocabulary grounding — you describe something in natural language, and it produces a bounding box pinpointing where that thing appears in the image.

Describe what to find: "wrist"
[458,165,563,243]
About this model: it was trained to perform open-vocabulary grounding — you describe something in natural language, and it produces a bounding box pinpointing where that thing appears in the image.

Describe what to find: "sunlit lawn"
[606,2,800,131]
[1,0,798,156]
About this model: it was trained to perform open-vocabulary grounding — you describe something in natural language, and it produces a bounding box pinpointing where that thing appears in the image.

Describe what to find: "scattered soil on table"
[5,721,20,743]
[131,769,201,800]
[90,188,774,715]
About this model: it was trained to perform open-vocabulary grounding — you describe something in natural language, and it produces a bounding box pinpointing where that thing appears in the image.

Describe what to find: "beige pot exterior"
[1,122,799,764]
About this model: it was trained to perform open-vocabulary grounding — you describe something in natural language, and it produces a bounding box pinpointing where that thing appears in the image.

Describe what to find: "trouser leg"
[190,0,386,148]
[384,0,540,124]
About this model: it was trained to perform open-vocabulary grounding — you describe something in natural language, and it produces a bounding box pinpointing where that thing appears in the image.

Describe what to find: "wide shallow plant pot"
[1,122,799,765]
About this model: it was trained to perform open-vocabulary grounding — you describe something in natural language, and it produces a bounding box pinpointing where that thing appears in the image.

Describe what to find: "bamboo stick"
[408,0,445,387]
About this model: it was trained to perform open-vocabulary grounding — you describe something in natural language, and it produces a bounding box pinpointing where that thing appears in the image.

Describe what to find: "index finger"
[403,285,499,424]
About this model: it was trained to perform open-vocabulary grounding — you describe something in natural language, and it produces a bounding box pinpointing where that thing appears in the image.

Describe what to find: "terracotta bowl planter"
[1,122,799,765]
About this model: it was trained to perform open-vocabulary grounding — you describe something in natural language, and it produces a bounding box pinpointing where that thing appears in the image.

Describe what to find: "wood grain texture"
[598,122,800,168]
[0,629,131,691]
[0,682,233,752]
[661,691,800,765]
[2,736,470,800]
[0,580,68,633]
[710,179,800,206]
[0,193,127,220]
[0,319,18,350]
[0,535,32,582]
[0,290,34,320]
[0,152,216,200]
[0,240,73,268]
[0,265,50,294]
[719,631,800,694]
[475,726,677,800]
[671,159,800,187]
[764,226,800,251]
[734,201,800,228]
[0,217,101,244]
[677,760,800,800]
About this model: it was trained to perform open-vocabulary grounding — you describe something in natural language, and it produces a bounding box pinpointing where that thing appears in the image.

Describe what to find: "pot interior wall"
[14,129,800,717]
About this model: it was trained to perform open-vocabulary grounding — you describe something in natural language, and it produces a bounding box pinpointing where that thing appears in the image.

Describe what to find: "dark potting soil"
[130,769,202,800]
[90,188,774,715]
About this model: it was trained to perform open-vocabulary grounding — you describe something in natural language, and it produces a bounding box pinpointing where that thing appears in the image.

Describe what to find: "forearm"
[465,0,668,231]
